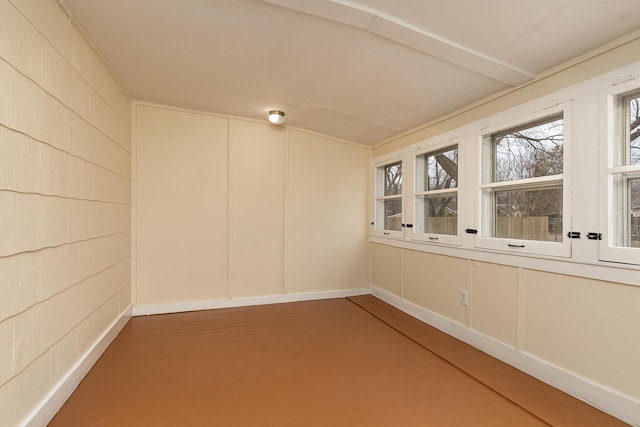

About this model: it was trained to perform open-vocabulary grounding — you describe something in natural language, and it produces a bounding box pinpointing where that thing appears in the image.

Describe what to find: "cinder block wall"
[0,0,132,425]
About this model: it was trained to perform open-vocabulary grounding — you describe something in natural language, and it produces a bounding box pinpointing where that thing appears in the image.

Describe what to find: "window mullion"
[420,188,459,196]
[376,194,403,201]
[480,174,563,190]
[609,165,640,175]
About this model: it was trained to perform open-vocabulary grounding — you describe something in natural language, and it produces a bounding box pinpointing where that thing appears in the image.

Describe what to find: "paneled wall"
[371,246,640,403]
[134,103,369,308]
[0,0,132,425]
[135,106,228,304]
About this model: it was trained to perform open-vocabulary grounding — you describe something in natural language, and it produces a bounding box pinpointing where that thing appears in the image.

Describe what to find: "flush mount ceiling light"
[267,110,285,125]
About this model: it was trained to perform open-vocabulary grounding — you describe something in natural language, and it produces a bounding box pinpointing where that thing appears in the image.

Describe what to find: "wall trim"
[369,237,640,288]
[133,288,371,316]
[371,286,640,426]
[21,304,133,427]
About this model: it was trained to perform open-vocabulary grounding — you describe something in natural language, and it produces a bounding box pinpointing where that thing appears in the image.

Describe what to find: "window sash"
[415,194,458,236]
[485,184,563,242]
[373,159,404,236]
[600,87,640,264]
[478,106,570,257]
[487,113,564,184]
[416,146,458,192]
[377,197,403,232]
[621,91,640,167]
[413,143,461,245]
[383,161,403,196]
[609,172,640,248]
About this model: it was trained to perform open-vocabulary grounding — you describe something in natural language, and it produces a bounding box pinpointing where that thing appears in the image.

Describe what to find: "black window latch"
[567,231,580,239]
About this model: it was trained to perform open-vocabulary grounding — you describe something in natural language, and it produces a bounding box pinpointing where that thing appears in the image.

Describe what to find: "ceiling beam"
[263,0,535,86]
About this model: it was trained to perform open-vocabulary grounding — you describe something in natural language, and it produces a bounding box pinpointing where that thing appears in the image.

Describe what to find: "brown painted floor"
[48,296,628,426]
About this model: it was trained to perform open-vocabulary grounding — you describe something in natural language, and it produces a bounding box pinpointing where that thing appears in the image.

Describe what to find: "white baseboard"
[133,288,371,316]
[21,304,133,427]
[22,288,638,426]
[19,290,367,426]
[371,286,640,427]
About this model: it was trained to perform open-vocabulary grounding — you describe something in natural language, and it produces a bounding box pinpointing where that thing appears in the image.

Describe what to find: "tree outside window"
[415,146,458,236]
[376,161,403,232]
[483,115,564,242]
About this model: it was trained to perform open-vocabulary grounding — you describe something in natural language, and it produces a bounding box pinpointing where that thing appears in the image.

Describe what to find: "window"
[602,88,640,263]
[414,145,459,243]
[480,111,569,255]
[375,160,403,234]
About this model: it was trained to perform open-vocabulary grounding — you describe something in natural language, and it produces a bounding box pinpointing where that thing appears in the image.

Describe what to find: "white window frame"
[476,102,572,258]
[371,156,405,238]
[599,81,640,265]
[411,141,462,246]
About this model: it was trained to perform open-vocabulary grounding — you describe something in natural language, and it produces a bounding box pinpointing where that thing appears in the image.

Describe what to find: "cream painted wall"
[287,130,369,293]
[134,104,369,307]
[230,120,286,298]
[371,244,402,297]
[371,248,640,404]
[470,261,518,348]
[521,271,640,400]
[135,106,228,304]
[0,0,132,426]
[369,34,640,421]
[402,251,468,325]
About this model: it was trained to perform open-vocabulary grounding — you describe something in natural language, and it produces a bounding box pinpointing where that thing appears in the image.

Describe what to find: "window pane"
[494,117,563,182]
[625,93,640,166]
[417,147,458,191]
[384,162,402,196]
[384,199,402,231]
[629,178,640,248]
[494,187,563,242]
[420,195,457,235]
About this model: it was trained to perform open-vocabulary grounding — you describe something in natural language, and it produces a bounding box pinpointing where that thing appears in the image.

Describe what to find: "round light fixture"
[268,110,285,125]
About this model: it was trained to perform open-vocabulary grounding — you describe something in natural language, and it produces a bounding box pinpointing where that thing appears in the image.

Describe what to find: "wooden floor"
[49,296,628,426]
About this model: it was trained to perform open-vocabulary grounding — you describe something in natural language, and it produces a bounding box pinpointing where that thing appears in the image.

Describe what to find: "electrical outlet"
[460,289,469,307]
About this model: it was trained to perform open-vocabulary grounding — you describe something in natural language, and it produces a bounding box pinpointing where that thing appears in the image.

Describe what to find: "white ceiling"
[62,0,640,146]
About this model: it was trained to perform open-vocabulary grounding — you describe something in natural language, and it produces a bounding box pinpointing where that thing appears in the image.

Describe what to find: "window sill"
[369,235,640,287]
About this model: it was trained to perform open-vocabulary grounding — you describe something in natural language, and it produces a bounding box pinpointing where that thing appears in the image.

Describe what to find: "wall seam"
[283,127,291,295]
[226,118,234,300]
